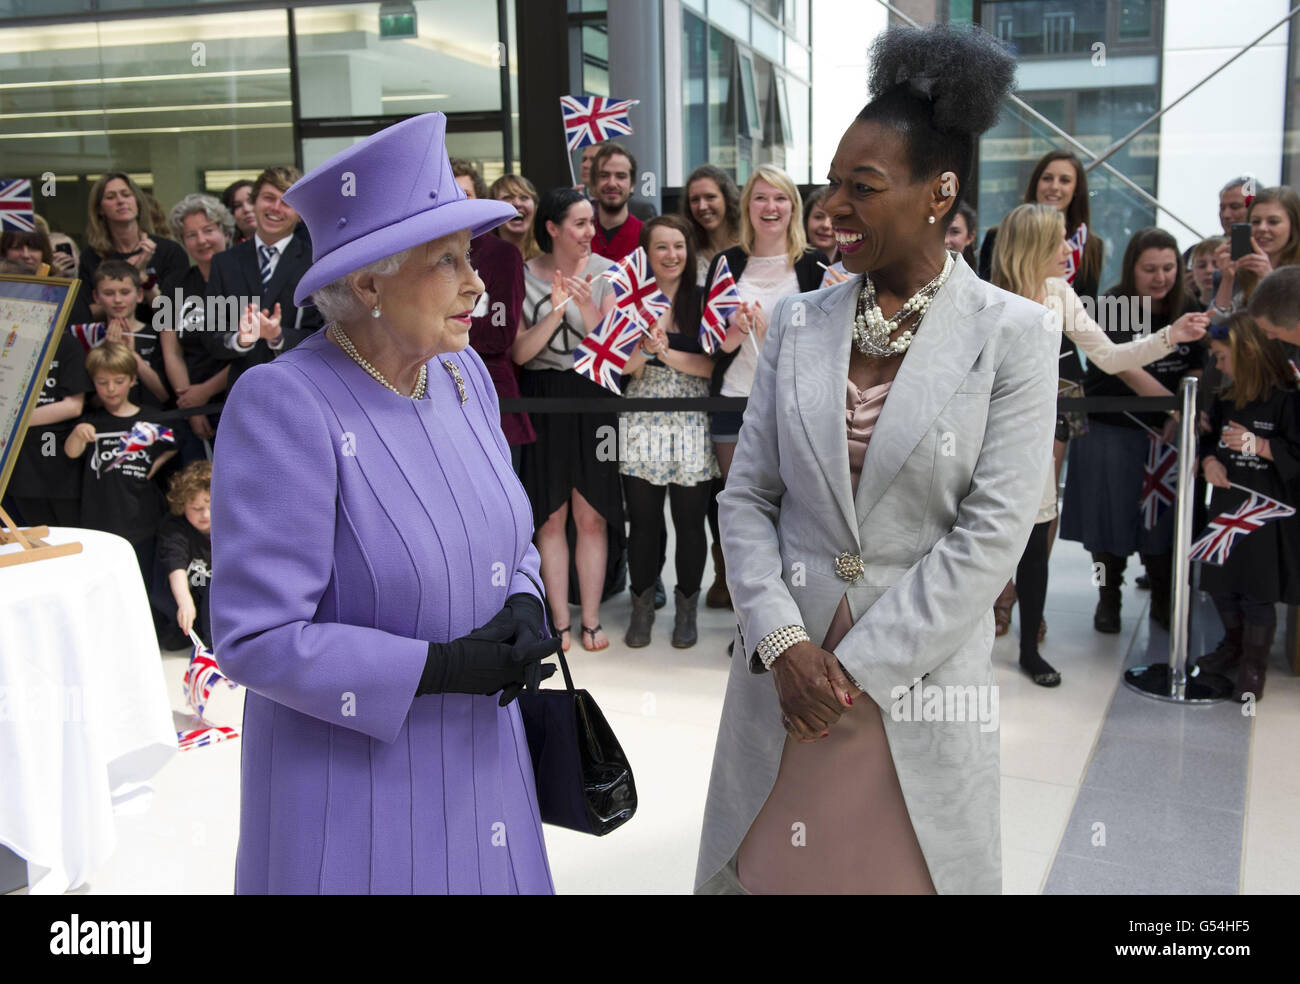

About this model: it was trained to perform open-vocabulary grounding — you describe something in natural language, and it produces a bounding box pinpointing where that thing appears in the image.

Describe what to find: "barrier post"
[1124,375,1231,702]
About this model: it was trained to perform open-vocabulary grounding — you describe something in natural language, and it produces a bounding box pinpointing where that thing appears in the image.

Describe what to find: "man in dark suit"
[203,166,321,388]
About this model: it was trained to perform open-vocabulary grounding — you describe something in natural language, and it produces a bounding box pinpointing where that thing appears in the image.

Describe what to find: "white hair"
[169,193,235,244]
[310,246,415,323]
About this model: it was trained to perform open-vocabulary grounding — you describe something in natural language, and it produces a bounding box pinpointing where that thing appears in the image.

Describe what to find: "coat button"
[834,552,864,583]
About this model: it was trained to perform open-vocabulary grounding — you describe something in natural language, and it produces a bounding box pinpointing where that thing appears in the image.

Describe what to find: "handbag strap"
[517,568,576,693]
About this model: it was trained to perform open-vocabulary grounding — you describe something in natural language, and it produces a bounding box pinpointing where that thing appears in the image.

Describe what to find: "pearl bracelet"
[756,624,811,669]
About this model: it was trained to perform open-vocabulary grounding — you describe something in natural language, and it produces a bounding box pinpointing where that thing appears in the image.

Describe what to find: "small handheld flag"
[183,638,236,720]
[1140,434,1177,530]
[701,254,742,354]
[1189,484,1296,565]
[178,725,239,751]
[573,308,647,394]
[604,247,671,330]
[1064,223,1088,286]
[102,420,175,473]
[0,178,35,232]
[560,95,639,151]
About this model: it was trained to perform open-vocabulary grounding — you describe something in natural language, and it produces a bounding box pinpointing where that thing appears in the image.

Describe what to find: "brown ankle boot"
[1234,624,1273,702]
[706,541,731,609]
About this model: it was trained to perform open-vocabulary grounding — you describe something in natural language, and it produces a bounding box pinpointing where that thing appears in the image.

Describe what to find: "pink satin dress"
[735,379,937,894]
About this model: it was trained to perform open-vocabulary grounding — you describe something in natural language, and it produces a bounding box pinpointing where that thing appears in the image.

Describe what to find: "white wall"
[810,0,889,180]
[1157,0,1290,249]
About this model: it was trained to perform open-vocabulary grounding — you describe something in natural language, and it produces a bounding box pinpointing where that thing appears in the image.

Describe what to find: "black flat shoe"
[1020,652,1061,687]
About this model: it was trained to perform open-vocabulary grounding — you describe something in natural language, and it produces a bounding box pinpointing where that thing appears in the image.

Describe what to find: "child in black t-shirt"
[65,341,177,583]
[151,461,213,650]
[93,259,169,410]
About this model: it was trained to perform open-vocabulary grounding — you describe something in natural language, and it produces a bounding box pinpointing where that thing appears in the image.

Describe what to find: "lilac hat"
[283,112,515,307]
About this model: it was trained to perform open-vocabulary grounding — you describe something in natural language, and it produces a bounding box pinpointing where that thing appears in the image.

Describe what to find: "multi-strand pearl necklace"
[852,250,954,357]
[329,323,428,399]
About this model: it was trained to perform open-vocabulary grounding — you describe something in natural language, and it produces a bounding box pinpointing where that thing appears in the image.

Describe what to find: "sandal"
[581,623,609,652]
[993,584,1017,637]
[554,624,571,653]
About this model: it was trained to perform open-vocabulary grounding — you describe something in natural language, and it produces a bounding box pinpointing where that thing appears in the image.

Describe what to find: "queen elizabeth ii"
[211,113,559,894]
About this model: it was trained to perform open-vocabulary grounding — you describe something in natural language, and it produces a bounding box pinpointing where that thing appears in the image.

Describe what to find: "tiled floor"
[14,536,1299,895]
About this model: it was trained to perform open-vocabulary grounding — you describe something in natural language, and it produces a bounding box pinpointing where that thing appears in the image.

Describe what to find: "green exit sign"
[379,3,417,39]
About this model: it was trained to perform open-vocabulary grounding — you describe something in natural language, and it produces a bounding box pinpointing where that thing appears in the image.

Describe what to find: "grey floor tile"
[1044,853,1237,895]
[1101,683,1250,752]
[1082,732,1248,811]
[1054,785,1244,887]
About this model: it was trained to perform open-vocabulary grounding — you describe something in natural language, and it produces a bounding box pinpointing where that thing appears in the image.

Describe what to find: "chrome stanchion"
[1124,376,1231,702]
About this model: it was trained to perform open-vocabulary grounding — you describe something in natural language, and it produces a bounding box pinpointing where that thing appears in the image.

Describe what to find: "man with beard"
[590,142,644,261]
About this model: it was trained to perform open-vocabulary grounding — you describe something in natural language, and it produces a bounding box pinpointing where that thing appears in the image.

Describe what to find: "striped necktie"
[258,244,277,286]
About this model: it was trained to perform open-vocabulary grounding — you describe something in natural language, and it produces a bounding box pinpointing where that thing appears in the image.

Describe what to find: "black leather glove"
[417,598,559,706]
[466,592,548,647]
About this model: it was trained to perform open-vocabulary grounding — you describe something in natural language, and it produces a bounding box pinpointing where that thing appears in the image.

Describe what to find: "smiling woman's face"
[365,229,484,356]
[822,119,942,275]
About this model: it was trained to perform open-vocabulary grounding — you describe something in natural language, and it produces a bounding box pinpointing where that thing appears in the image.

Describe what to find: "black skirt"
[518,368,625,531]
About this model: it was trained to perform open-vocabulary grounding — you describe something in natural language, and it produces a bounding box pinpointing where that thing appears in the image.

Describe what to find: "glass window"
[793,0,810,43]
[784,76,810,184]
[985,0,1107,58]
[0,10,292,243]
[294,1,504,118]
[711,0,751,43]
[738,49,763,139]
[751,10,783,63]
[785,40,809,82]
[1118,0,1153,41]
[708,27,739,176]
[683,10,709,178]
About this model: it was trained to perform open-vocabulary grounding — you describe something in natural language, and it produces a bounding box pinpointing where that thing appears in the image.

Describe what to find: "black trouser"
[623,474,711,596]
[1015,520,1052,659]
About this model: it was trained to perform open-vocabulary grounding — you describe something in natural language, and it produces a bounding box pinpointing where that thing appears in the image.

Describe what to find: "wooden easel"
[0,504,82,568]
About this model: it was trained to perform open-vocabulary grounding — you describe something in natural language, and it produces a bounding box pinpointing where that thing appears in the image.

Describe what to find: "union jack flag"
[1140,434,1177,530]
[1064,223,1087,285]
[1288,358,1300,385]
[560,95,639,151]
[1188,485,1296,566]
[102,420,175,473]
[0,179,35,232]
[604,247,670,331]
[69,323,107,352]
[183,640,236,720]
[700,253,741,354]
[177,725,239,752]
[574,309,645,394]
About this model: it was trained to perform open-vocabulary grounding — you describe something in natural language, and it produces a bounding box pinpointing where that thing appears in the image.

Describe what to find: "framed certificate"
[0,273,80,502]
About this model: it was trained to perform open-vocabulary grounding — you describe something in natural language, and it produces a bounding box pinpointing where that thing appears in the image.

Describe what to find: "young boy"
[64,341,177,583]
[151,461,213,650]
[92,259,169,409]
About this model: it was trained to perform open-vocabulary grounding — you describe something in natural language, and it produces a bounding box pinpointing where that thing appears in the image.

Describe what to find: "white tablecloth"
[0,526,176,894]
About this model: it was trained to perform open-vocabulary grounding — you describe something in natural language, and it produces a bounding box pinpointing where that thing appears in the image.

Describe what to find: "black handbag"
[515,571,637,836]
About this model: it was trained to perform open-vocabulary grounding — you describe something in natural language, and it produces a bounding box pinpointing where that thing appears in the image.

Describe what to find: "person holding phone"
[1210,186,1300,324]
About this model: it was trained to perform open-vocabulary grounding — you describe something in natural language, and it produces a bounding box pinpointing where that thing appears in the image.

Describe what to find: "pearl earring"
[927,215,936,225]
[371,305,381,318]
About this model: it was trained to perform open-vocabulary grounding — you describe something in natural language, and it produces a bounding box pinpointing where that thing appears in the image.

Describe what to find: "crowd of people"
[3,138,1299,701]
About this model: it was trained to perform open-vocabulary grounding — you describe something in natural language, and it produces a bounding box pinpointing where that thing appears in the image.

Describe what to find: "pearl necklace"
[853,251,954,357]
[329,323,427,399]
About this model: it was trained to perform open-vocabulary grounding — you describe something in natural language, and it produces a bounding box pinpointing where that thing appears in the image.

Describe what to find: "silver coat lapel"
[793,280,859,542]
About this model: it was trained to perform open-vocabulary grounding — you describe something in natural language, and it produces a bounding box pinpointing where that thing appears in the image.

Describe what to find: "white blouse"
[721,254,800,398]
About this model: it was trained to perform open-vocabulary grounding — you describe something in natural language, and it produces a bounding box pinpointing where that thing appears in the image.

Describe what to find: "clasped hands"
[417,593,560,706]
[771,641,863,742]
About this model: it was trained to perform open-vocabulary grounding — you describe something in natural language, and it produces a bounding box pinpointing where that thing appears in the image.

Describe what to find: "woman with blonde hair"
[489,173,541,261]
[702,165,827,616]
[990,203,1208,684]
[77,172,189,324]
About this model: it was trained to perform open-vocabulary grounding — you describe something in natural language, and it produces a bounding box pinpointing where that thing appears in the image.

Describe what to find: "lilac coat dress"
[210,328,554,894]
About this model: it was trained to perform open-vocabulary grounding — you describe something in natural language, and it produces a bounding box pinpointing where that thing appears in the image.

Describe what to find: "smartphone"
[1230,222,1253,261]
[54,242,73,257]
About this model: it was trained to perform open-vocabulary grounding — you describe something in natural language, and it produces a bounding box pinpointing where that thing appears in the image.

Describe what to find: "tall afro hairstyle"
[857,23,1016,215]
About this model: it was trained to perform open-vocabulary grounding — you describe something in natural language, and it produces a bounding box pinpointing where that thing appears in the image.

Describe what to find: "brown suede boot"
[706,541,731,609]
[1234,624,1273,702]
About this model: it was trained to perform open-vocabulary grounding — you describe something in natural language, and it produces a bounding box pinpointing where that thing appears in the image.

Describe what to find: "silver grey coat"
[695,256,1059,895]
